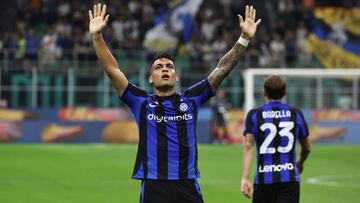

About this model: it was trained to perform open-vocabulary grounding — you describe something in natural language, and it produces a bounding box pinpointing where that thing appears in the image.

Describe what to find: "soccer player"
[241,75,311,203]
[89,3,261,203]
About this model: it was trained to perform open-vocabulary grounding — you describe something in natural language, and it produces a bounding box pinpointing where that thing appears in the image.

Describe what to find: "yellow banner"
[315,7,360,36]
[306,34,360,68]
[0,109,40,121]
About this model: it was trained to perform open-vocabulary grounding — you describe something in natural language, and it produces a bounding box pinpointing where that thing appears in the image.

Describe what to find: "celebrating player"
[89,3,260,203]
[241,75,311,203]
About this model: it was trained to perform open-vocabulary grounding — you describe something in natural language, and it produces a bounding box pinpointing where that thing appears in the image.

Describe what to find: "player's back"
[244,101,309,184]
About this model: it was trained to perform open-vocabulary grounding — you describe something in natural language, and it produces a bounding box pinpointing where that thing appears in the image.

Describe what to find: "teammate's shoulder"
[288,105,303,113]
[287,106,307,120]
[247,107,262,115]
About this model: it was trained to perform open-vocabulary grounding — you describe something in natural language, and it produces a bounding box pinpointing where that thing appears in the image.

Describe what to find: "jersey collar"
[152,93,180,102]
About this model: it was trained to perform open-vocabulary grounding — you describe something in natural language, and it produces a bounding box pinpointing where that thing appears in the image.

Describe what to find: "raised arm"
[208,5,261,91]
[89,3,128,95]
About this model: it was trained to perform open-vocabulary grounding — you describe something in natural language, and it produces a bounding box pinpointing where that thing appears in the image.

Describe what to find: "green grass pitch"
[0,144,359,203]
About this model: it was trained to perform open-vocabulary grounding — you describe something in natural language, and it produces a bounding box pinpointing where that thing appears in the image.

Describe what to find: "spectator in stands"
[296,22,312,67]
[41,27,59,66]
[257,33,272,67]
[212,32,228,61]
[139,2,154,43]
[74,31,92,61]
[60,30,75,60]
[185,33,204,72]
[247,37,261,67]
[15,33,26,60]
[269,33,285,67]
[25,29,40,60]
[4,32,18,60]
[123,14,141,49]
[57,0,71,18]
[112,15,126,45]
[200,7,218,42]
[285,31,296,67]
[1,0,318,70]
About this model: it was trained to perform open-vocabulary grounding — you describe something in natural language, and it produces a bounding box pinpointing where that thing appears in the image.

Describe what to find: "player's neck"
[153,87,177,97]
[266,99,283,103]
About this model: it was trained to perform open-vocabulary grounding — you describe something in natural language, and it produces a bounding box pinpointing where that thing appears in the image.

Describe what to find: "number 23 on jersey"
[259,121,294,154]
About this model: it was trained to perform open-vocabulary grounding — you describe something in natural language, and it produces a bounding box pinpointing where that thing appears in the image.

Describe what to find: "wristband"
[237,36,250,47]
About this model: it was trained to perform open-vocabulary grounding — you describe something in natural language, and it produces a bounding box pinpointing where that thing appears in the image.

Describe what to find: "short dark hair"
[264,75,286,100]
[149,53,175,74]
[151,53,175,65]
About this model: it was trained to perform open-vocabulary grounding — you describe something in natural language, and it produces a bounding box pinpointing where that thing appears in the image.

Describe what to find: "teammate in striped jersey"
[241,75,311,203]
[89,3,261,203]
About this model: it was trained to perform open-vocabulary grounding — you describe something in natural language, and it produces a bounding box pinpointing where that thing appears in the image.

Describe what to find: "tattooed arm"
[208,40,247,90]
[208,5,261,91]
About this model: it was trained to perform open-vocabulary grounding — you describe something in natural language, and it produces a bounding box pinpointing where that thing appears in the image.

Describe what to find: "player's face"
[149,58,179,89]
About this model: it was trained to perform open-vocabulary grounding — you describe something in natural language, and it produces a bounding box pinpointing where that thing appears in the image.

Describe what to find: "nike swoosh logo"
[149,103,158,108]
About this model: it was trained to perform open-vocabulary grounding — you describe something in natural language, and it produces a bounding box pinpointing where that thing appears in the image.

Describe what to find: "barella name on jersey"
[262,110,291,119]
[147,113,193,123]
[258,163,294,173]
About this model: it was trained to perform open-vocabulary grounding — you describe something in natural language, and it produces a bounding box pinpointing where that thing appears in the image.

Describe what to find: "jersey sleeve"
[243,109,257,136]
[296,110,309,138]
[183,79,215,106]
[119,83,148,113]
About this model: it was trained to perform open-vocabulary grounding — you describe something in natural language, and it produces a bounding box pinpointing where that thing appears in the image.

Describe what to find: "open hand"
[238,5,261,39]
[89,3,109,34]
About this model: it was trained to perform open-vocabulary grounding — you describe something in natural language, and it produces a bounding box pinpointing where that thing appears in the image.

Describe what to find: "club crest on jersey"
[179,103,188,112]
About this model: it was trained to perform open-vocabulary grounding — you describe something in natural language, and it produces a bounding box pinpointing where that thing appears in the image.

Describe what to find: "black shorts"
[139,179,204,203]
[253,182,300,203]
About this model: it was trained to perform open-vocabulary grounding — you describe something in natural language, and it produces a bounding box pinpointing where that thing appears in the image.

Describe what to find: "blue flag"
[143,0,203,52]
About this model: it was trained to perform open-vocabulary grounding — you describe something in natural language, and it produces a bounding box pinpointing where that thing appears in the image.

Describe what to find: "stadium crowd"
[0,0,316,71]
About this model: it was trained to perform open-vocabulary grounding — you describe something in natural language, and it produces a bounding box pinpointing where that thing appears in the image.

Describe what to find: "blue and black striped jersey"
[243,101,309,184]
[120,79,214,180]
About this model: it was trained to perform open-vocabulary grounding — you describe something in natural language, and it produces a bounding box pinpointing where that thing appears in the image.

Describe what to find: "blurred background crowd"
[0,0,333,72]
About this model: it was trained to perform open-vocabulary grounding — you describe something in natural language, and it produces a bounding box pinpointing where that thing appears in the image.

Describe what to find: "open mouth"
[161,74,170,80]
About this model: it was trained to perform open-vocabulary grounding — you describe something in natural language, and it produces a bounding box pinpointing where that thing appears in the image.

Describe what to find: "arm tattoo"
[208,43,247,91]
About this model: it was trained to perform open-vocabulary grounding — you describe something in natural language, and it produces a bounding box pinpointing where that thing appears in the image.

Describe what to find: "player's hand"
[238,5,261,39]
[241,178,253,199]
[297,161,304,175]
[89,3,109,34]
